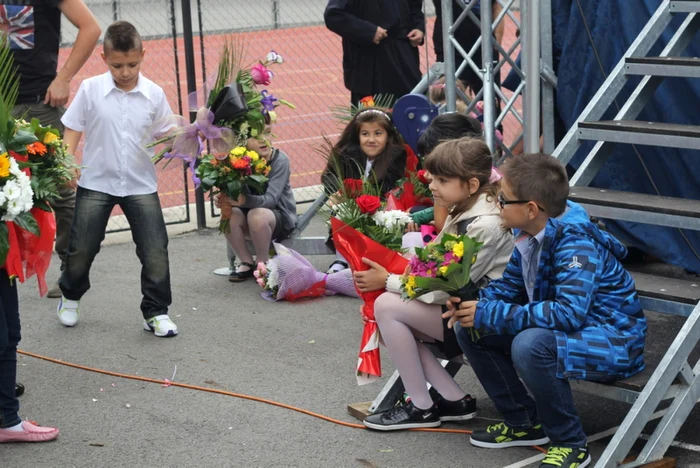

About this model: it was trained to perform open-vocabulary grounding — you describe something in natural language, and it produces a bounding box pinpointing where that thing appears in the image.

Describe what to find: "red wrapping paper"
[283,278,327,302]
[331,217,409,384]
[3,208,56,296]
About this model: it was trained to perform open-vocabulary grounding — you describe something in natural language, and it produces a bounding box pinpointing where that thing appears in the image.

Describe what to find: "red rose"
[356,195,381,215]
[343,178,363,197]
[417,170,430,185]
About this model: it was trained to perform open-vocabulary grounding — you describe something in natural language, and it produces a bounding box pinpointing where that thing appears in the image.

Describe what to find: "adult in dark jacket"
[324,0,425,106]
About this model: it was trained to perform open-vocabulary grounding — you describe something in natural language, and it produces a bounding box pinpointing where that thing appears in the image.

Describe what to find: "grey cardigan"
[241,148,297,233]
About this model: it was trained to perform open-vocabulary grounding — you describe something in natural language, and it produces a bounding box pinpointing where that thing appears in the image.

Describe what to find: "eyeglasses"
[497,193,545,212]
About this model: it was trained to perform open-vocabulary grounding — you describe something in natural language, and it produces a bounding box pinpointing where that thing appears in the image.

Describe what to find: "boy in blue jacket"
[445,154,646,468]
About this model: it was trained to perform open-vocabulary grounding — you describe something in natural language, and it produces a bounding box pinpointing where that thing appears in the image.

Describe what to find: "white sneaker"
[143,315,178,337]
[57,297,80,327]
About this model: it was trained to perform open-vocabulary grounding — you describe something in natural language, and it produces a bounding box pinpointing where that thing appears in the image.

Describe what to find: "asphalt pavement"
[3,220,700,467]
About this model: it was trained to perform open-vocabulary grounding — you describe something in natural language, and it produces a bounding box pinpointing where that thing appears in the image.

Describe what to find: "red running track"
[59,16,520,214]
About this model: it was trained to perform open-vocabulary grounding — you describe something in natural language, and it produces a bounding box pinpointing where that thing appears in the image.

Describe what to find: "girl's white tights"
[225,207,277,268]
[374,292,467,410]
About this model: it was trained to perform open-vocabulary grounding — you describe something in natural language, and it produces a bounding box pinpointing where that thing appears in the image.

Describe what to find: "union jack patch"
[0,5,35,50]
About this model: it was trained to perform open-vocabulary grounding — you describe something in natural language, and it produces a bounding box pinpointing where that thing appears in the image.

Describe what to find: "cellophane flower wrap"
[253,242,358,302]
[332,217,409,385]
[196,146,270,233]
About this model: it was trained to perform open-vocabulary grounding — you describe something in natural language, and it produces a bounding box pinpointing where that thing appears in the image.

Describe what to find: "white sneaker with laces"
[57,297,80,327]
[143,314,178,337]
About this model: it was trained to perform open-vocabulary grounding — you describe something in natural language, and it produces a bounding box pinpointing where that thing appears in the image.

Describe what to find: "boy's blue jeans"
[0,269,21,428]
[455,325,588,448]
[59,187,172,319]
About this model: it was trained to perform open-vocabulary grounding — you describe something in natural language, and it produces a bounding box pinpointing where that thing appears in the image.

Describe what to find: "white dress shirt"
[62,72,173,197]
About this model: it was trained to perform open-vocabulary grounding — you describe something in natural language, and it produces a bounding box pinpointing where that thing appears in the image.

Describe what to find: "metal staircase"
[551,1,700,466]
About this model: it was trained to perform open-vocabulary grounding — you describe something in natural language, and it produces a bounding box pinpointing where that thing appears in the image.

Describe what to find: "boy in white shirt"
[56,21,177,337]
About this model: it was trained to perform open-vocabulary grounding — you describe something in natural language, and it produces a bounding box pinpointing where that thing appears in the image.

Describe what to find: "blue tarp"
[551,0,700,273]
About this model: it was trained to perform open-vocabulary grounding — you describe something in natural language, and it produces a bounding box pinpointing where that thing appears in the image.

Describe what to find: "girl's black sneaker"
[363,398,440,431]
[433,393,477,422]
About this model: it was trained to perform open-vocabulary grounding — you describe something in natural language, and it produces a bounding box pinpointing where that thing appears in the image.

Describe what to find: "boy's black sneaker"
[470,421,550,448]
[432,392,477,422]
[540,446,591,468]
[363,398,440,431]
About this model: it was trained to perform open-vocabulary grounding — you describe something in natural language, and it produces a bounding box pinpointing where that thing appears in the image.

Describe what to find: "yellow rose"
[0,152,9,178]
[230,146,247,156]
[246,150,259,161]
[43,132,59,144]
[452,241,464,258]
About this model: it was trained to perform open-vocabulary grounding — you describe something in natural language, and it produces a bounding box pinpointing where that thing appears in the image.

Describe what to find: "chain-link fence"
[58,1,523,233]
[60,0,188,232]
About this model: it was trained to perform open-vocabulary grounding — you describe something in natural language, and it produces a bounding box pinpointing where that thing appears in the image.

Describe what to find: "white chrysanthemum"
[8,157,21,176]
[3,180,21,200]
[267,259,279,287]
[0,155,34,221]
[372,210,412,230]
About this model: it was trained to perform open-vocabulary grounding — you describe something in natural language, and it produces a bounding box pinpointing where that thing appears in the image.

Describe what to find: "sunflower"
[0,152,9,178]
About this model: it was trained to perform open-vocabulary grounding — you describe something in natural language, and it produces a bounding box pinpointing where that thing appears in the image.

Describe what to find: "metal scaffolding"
[438,0,556,159]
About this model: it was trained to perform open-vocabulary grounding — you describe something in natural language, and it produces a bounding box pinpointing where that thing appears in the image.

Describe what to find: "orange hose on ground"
[17,349,548,453]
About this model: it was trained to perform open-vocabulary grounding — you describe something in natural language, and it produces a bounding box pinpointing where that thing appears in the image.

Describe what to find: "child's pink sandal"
[0,420,59,443]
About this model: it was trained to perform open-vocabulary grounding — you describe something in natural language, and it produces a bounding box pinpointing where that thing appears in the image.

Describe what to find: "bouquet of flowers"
[400,233,483,301]
[0,44,60,295]
[329,180,414,384]
[333,178,412,250]
[253,243,358,302]
[15,118,75,209]
[196,146,270,233]
[148,43,294,187]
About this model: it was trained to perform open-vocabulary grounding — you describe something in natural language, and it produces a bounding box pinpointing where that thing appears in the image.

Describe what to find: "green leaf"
[12,211,39,236]
[34,199,52,212]
[277,99,295,109]
[0,222,8,266]
[0,40,19,142]
[200,177,217,190]
[248,174,268,184]
[225,180,241,197]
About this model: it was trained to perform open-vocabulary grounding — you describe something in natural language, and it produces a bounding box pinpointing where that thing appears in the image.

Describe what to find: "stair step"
[568,186,700,230]
[671,0,700,13]
[625,56,700,77]
[577,120,700,150]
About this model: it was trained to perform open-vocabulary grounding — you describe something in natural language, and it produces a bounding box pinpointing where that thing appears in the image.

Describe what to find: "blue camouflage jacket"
[474,202,647,381]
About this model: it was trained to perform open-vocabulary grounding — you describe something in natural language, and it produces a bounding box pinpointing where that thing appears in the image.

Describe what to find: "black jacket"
[325,0,425,99]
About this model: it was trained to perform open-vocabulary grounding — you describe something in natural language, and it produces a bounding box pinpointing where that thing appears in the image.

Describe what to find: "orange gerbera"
[232,158,250,170]
[27,142,47,156]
